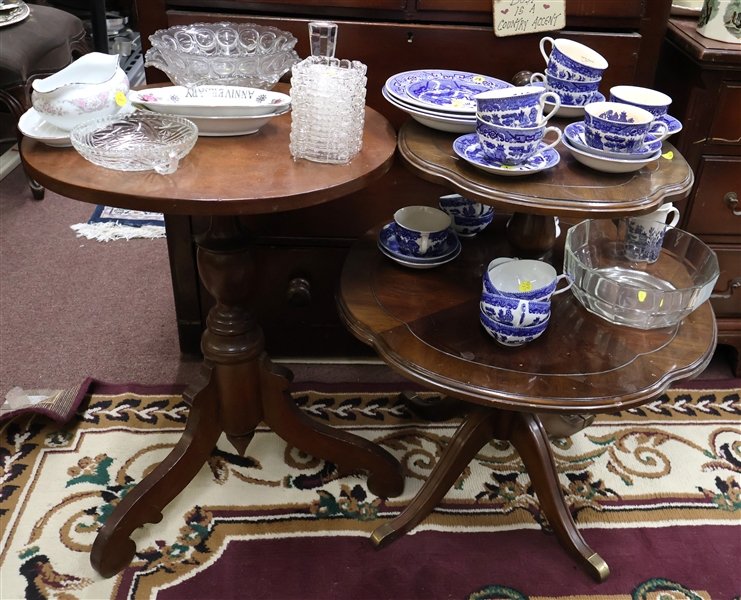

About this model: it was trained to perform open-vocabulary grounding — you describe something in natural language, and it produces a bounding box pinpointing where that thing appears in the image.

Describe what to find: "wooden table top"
[19,88,396,216]
[397,119,694,218]
[338,217,717,414]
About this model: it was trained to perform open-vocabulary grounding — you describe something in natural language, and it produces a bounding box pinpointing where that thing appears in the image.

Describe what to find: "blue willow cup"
[480,291,551,327]
[530,72,600,107]
[609,85,674,135]
[475,86,561,127]
[476,118,562,166]
[439,194,493,238]
[583,101,670,154]
[479,309,550,347]
[483,257,574,301]
[540,36,608,82]
[393,205,451,257]
[624,203,681,263]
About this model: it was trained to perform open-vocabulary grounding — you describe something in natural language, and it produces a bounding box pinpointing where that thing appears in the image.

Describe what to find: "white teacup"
[540,36,608,82]
[624,203,681,263]
[483,257,573,301]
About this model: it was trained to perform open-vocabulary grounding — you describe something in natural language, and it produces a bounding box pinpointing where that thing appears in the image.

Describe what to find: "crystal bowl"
[145,22,300,89]
[563,218,720,329]
[70,112,198,174]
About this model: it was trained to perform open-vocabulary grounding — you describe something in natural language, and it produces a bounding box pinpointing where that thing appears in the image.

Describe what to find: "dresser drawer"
[710,245,741,318]
[708,82,741,146]
[685,156,741,237]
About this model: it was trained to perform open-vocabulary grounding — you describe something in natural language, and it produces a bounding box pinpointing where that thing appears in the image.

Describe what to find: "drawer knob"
[724,192,740,216]
[287,277,311,307]
[711,277,741,300]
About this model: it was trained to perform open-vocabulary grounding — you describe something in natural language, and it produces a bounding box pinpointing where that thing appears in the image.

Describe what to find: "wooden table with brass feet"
[20,97,404,578]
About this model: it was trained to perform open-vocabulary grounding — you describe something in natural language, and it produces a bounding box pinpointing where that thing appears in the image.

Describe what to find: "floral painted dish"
[453,133,561,177]
[129,86,291,117]
[385,70,511,113]
[564,121,662,160]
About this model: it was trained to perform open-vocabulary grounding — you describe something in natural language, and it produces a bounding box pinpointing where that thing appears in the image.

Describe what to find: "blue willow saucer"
[405,79,489,112]
[452,133,560,176]
[564,121,661,158]
[378,223,460,262]
[655,114,682,135]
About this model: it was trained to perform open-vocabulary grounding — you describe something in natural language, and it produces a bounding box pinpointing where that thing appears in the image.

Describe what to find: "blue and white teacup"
[530,72,600,107]
[480,309,550,347]
[475,86,561,127]
[439,194,493,238]
[624,202,681,263]
[540,36,608,83]
[609,85,674,135]
[584,101,670,154]
[480,291,551,327]
[476,118,562,166]
[483,257,573,301]
[393,205,451,257]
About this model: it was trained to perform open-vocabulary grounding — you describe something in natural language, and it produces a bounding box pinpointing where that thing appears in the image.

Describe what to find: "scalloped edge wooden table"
[337,122,715,582]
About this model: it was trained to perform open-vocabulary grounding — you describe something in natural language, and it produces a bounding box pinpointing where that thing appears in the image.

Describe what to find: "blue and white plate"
[378,223,461,269]
[452,134,561,177]
[564,121,662,160]
[405,79,490,113]
[382,86,476,134]
[655,114,682,136]
[385,70,511,114]
[562,136,662,174]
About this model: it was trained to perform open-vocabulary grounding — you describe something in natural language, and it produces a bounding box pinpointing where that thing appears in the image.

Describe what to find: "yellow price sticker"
[115,91,128,107]
[472,76,485,83]
[501,165,516,169]
[661,151,674,160]
[638,291,647,302]
[519,280,533,292]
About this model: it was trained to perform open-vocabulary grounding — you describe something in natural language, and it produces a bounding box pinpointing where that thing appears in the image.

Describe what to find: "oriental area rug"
[1,381,739,600]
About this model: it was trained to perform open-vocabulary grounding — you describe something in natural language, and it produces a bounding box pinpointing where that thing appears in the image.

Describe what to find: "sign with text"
[493,0,566,37]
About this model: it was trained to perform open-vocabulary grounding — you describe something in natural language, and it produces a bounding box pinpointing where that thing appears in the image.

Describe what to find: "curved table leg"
[506,213,557,259]
[370,405,499,549]
[509,412,610,582]
[91,364,223,578]
[260,354,405,499]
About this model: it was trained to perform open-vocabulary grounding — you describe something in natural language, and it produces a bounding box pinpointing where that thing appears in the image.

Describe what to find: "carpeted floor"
[1,381,739,599]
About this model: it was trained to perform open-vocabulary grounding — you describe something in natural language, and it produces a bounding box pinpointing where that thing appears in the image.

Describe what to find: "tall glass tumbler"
[289,56,367,164]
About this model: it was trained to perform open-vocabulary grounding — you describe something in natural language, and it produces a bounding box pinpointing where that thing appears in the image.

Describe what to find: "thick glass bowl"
[563,218,719,328]
[70,112,198,174]
[144,22,300,89]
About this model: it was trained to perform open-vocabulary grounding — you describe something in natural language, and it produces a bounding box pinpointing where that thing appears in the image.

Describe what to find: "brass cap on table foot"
[587,552,610,582]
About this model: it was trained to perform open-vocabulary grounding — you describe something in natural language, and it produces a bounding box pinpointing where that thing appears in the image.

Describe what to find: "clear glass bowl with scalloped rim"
[144,22,300,89]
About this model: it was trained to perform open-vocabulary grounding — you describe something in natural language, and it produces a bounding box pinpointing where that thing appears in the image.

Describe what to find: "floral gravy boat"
[31,52,130,131]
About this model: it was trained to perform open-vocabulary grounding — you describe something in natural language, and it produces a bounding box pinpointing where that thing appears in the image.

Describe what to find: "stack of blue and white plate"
[382,69,512,133]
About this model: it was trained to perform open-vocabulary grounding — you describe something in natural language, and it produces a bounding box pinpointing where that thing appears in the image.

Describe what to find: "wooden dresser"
[133,0,674,357]
[655,17,741,376]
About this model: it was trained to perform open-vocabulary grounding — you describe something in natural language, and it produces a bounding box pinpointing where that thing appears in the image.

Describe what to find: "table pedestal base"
[370,405,610,583]
[91,216,405,578]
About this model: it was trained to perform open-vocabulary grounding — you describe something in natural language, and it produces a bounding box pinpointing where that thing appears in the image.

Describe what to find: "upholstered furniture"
[0,3,87,199]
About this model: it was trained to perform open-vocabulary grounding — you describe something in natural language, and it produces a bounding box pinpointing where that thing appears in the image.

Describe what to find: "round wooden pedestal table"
[337,216,717,583]
[20,98,404,578]
[397,118,695,258]
[343,118,705,581]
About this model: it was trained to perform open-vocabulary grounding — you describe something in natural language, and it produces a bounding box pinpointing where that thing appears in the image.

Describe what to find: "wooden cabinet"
[655,17,741,375]
[137,0,674,357]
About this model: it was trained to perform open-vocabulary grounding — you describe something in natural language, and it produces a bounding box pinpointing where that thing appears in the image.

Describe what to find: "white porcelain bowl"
[31,52,130,132]
[563,136,662,173]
